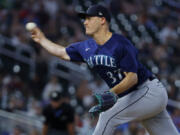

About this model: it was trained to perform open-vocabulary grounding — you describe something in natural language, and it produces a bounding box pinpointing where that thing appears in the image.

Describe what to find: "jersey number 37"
[106,69,123,84]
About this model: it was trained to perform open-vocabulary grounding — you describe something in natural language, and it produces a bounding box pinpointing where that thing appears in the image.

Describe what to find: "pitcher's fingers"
[31,35,37,38]
[30,27,40,34]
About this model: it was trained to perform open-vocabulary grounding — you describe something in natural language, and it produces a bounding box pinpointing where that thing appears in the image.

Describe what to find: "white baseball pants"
[92,79,179,135]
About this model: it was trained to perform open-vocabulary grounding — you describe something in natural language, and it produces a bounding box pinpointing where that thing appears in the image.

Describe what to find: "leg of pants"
[142,110,179,135]
[92,79,178,135]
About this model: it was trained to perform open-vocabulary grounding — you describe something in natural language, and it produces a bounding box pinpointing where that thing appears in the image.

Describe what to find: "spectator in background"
[159,20,178,44]
[78,113,98,135]
[9,126,24,135]
[113,129,123,135]
[42,91,75,135]
[27,99,42,118]
[42,76,62,102]
[29,129,40,135]
[171,109,180,130]
[123,122,139,135]
[88,77,109,94]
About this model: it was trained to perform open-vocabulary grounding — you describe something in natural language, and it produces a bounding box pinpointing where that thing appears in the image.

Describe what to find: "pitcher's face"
[83,16,102,36]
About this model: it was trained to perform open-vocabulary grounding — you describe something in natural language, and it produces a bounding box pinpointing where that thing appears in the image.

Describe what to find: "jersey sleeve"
[66,42,84,62]
[117,39,138,73]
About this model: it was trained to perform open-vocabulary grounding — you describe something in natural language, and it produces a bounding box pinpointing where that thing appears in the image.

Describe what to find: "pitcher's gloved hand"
[89,91,118,117]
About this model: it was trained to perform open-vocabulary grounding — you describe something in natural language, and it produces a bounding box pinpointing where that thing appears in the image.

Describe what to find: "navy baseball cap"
[77,5,111,22]
[50,91,62,101]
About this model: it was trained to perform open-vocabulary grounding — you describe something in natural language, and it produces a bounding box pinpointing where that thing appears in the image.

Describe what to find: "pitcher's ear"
[101,17,106,25]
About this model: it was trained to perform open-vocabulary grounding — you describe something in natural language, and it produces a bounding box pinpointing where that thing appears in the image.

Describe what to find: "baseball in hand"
[25,22,37,31]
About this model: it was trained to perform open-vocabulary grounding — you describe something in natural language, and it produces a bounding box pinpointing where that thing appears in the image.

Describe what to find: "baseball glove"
[89,91,118,117]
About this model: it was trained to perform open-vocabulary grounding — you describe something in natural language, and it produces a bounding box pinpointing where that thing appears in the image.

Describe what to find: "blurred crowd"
[0,0,179,135]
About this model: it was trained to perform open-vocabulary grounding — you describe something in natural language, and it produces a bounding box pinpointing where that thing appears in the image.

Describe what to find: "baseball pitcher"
[29,4,179,135]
